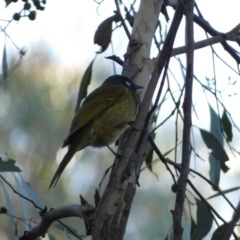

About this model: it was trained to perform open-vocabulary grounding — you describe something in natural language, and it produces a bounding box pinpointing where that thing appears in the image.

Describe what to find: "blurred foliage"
[0,44,87,238]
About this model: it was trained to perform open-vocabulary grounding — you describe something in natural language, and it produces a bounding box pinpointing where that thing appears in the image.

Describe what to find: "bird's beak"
[133,83,144,90]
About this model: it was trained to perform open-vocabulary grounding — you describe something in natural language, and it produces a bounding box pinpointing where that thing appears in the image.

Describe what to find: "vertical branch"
[92,1,164,239]
[172,0,195,239]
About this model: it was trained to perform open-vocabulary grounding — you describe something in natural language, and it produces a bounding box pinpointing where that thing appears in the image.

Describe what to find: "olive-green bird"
[49,75,143,188]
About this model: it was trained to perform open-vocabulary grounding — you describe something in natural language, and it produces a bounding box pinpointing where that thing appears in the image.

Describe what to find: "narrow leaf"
[2,45,8,89]
[14,174,29,230]
[209,152,220,189]
[75,58,95,113]
[0,157,22,172]
[191,198,213,240]
[190,216,197,236]
[211,222,231,240]
[163,227,174,240]
[168,228,174,240]
[145,147,154,171]
[145,104,157,172]
[1,181,18,239]
[221,110,233,142]
[209,105,224,188]
[209,105,223,145]
[21,177,44,210]
[5,0,12,7]
[207,186,240,200]
[94,15,119,53]
[199,129,229,172]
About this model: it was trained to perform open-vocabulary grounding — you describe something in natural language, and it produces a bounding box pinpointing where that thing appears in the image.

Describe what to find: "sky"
[1,0,239,68]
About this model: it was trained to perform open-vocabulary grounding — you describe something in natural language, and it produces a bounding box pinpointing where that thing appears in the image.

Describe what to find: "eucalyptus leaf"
[1,182,18,240]
[207,186,240,200]
[94,15,119,53]
[21,178,44,210]
[208,105,224,188]
[190,215,197,236]
[5,0,12,8]
[209,105,223,145]
[199,129,229,172]
[211,222,231,240]
[145,147,154,171]
[2,45,8,89]
[221,110,233,142]
[75,58,95,113]
[0,157,22,172]
[209,152,220,189]
[163,227,174,240]
[14,174,29,230]
[191,198,213,240]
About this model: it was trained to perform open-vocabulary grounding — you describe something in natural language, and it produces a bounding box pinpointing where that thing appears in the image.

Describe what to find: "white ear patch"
[125,80,131,87]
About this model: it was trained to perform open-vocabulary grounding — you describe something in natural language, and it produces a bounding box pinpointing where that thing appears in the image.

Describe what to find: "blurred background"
[0,0,240,239]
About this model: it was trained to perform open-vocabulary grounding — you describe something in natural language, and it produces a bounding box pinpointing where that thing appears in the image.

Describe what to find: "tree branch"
[225,199,240,240]
[172,0,194,239]
[114,0,131,39]
[19,204,94,240]
[172,23,240,56]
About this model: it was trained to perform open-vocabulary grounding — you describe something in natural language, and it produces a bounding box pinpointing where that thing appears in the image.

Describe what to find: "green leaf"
[0,157,22,172]
[94,15,119,53]
[145,147,154,171]
[5,0,12,7]
[167,228,174,240]
[199,129,229,172]
[207,186,240,200]
[209,152,220,190]
[2,45,8,89]
[1,182,17,226]
[190,216,197,236]
[21,178,44,210]
[209,105,223,145]
[14,174,30,230]
[75,58,95,113]
[221,110,233,142]
[208,105,223,188]
[163,227,174,240]
[145,104,157,172]
[211,222,231,240]
[191,198,213,240]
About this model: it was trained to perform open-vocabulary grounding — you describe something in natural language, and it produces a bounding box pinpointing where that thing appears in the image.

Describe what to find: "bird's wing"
[67,84,128,137]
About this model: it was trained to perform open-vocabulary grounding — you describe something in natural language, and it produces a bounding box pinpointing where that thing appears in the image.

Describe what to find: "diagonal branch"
[225,199,240,240]
[172,23,240,56]
[19,204,92,240]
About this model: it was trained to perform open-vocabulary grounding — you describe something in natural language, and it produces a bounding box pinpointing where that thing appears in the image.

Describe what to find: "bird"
[49,75,143,188]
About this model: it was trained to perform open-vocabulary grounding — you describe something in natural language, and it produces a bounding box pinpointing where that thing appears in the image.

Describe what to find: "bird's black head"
[103,75,143,92]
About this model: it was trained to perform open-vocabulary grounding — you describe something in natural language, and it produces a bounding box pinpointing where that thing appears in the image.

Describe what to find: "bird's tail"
[49,147,76,189]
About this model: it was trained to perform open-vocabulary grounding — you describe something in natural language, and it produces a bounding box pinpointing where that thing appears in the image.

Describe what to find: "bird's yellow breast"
[90,90,137,146]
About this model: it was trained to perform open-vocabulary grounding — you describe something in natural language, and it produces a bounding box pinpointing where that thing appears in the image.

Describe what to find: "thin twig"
[187,179,238,240]
[114,0,131,39]
[149,137,239,239]
[0,175,82,239]
[0,174,42,211]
